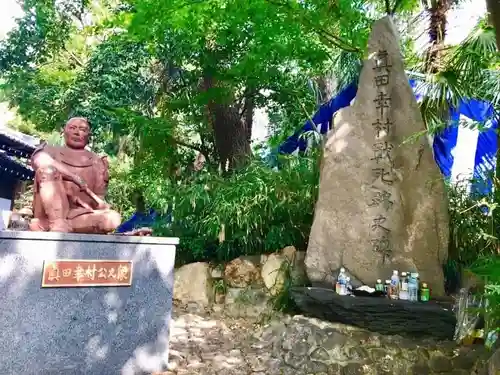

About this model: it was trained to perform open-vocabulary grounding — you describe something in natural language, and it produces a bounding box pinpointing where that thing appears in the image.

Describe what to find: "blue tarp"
[116,207,173,233]
[116,209,158,233]
[279,79,498,195]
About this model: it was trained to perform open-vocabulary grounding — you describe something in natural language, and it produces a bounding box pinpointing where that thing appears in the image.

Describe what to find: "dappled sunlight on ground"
[161,306,259,375]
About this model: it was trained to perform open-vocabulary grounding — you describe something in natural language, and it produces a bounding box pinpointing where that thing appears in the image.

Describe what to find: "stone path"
[160,303,489,375]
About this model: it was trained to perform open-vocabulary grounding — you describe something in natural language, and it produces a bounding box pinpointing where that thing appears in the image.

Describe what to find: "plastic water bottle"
[345,277,352,295]
[408,272,419,302]
[384,280,391,297]
[336,268,347,295]
[390,270,399,299]
[399,272,409,300]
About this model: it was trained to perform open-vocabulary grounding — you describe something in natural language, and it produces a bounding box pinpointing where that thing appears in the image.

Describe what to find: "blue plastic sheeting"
[279,79,498,195]
[116,209,158,233]
[278,83,358,155]
[115,207,173,233]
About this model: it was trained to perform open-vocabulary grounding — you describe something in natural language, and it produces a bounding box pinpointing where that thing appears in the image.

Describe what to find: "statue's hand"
[95,200,111,211]
[73,175,88,190]
[82,186,111,210]
[73,196,93,210]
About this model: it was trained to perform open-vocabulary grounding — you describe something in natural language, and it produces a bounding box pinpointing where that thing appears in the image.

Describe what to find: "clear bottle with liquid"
[408,272,419,302]
[336,268,347,295]
[384,280,391,297]
[390,270,399,300]
[345,277,352,295]
[399,272,409,300]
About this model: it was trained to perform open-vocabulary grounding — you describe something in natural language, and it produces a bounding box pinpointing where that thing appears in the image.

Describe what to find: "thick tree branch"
[172,137,204,154]
[385,0,391,15]
[486,0,500,51]
[63,47,85,67]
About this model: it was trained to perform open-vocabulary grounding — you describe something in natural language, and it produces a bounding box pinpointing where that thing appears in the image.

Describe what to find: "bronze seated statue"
[29,117,122,234]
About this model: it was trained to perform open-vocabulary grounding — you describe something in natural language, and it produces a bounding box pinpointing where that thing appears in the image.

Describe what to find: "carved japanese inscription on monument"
[41,260,133,288]
[369,50,395,262]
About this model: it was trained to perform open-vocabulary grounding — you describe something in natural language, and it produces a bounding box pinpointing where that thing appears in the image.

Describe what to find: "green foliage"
[269,258,302,313]
[108,153,319,263]
[448,182,499,267]
[408,18,499,132]
[106,155,137,218]
[469,255,500,334]
[448,179,500,338]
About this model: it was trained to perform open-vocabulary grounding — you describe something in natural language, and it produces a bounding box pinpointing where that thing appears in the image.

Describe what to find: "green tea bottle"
[420,283,430,302]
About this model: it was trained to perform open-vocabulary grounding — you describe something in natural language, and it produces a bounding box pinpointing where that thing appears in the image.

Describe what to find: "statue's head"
[63,117,90,149]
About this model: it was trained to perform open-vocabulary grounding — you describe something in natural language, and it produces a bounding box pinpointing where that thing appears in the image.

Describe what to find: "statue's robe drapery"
[31,144,109,222]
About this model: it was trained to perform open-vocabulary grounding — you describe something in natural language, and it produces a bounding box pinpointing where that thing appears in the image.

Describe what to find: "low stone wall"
[0,231,178,375]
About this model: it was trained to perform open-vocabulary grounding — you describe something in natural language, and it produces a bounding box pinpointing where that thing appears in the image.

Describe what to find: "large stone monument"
[305,17,449,296]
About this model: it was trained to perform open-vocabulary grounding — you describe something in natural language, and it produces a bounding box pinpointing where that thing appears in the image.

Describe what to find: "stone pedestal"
[0,231,177,375]
[291,287,457,340]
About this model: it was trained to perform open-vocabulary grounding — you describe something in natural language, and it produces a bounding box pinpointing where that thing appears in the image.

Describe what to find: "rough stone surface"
[0,230,177,375]
[224,256,261,288]
[281,245,299,261]
[261,248,308,296]
[305,16,448,295]
[261,253,287,295]
[280,246,308,285]
[488,347,500,375]
[474,345,500,375]
[174,262,213,305]
[291,287,457,340]
[223,287,270,318]
[162,303,488,375]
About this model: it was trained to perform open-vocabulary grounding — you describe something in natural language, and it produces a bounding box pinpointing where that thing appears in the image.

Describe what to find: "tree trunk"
[202,74,251,171]
[424,0,452,73]
[243,92,254,145]
[486,0,500,51]
[315,75,336,105]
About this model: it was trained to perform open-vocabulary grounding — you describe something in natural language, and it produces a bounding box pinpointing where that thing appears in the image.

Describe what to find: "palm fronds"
[409,16,499,130]
[329,50,362,94]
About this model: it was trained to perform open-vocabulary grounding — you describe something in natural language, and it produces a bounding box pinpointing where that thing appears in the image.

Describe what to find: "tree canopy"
[0,0,498,264]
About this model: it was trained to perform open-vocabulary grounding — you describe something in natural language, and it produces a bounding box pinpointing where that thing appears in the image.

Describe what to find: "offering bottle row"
[375,270,430,302]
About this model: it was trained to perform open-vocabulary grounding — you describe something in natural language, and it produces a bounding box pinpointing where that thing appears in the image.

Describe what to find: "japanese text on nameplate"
[41,260,133,288]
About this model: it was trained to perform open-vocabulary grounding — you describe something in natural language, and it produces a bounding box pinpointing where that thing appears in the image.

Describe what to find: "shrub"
[107,153,320,264]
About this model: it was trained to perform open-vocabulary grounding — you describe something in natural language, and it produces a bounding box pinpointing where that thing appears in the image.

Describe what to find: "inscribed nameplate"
[41,259,133,288]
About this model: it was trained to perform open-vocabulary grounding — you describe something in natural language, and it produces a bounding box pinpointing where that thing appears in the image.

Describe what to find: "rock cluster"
[173,245,307,306]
